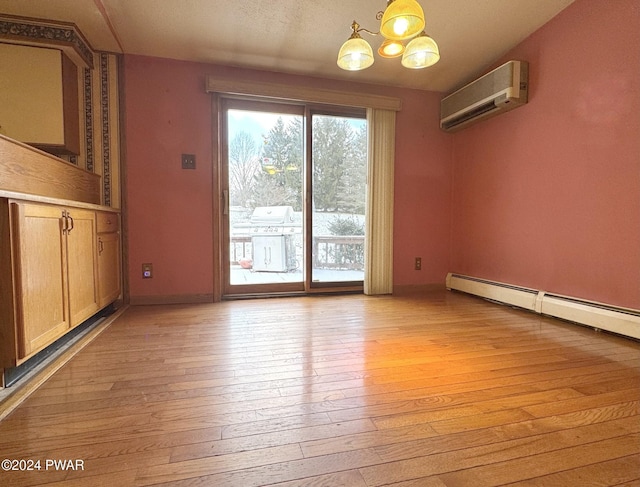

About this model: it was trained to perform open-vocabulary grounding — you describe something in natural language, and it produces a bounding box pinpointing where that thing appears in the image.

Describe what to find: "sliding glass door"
[310,112,367,285]
[221,98,366,296]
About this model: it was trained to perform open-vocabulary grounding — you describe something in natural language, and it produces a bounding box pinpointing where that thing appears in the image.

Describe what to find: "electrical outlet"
[142,263,153,279]
[414,257,422,271]
[181,153,196,169]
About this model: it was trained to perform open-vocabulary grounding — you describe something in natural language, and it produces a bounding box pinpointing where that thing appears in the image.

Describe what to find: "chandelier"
[337,0,440,71]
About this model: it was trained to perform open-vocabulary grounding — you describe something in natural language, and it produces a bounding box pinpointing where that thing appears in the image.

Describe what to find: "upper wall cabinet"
[0,44,79,155]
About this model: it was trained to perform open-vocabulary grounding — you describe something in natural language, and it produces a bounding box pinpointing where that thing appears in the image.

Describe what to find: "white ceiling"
[0,0,575,93]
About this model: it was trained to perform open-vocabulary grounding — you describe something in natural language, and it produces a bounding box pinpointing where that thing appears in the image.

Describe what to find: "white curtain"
[364,108,395,295]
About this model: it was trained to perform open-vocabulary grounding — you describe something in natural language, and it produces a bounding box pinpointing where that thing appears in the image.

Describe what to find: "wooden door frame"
[216,97,307,298]
[212,97,368,300]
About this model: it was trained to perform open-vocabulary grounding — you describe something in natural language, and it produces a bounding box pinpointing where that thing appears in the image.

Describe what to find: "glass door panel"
[223,100,304,294]
[221,100,367,297]
[310,113,367,285]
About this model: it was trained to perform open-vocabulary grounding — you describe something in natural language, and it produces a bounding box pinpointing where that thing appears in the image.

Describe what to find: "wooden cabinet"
[3,200,99,363]
[0,44,80,155]
[65,208,100,326]
[0,137,119,378]
[10,203,70,358]
[96,211,121,307]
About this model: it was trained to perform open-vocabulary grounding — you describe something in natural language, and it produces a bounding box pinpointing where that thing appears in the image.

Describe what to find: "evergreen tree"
[312,116,366,213]
[285,117,304,209]
[231,113,366,215]
[256,116,303,210]
[339,123,367,214]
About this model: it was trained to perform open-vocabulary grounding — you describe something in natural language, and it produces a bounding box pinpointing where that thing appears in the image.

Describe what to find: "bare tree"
[229,131,261,207]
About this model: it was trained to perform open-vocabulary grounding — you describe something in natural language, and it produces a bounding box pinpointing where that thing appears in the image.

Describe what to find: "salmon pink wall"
[394,90,453,286]
[450,0,640,309]
[123,57,452,301]
[124,57,214,300]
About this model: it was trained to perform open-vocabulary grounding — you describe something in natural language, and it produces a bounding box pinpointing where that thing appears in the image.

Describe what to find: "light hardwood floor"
[1,290,639,486]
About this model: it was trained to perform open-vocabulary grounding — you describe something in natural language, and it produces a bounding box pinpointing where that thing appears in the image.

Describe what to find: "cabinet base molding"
[0,305,126,421]
[129,294,215,306]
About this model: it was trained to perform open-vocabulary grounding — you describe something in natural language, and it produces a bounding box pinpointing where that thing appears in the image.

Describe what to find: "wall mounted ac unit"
[440,60,529,132]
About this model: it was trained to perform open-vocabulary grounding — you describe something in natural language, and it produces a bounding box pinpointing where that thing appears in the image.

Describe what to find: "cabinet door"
[97,232,121,307]
[66,209,99,327]
[11,202,69,358]
[0,44,79,155]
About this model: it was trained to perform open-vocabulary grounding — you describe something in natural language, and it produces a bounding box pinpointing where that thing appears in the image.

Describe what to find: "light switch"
[181,154,196,169]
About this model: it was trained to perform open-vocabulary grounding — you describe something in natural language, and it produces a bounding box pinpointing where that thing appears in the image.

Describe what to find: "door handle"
[223,190,229,215]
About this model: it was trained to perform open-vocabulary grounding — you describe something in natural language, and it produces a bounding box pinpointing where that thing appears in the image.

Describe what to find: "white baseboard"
[445,273,539,311]
[446,273,640,340]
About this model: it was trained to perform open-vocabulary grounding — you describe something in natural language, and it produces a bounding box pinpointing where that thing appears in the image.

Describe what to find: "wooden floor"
[1,290,639,486]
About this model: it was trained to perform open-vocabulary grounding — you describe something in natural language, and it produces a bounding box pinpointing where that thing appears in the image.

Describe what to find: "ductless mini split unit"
[440,60,529,132]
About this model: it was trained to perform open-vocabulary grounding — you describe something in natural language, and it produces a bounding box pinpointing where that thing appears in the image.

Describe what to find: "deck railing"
[312,235,364,270]
[230,236,252,265]
[230,235,365,270]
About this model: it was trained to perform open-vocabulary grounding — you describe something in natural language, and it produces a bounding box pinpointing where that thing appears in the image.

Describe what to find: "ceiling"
[0,0,575,93]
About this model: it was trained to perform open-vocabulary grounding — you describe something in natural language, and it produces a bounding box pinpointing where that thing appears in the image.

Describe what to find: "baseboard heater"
[446,273,640,340]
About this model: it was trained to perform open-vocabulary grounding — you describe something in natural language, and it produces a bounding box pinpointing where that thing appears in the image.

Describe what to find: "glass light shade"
[337,36,375,71]
[380,0,425,41]
[378,39,405,58]
[401,33,440,69]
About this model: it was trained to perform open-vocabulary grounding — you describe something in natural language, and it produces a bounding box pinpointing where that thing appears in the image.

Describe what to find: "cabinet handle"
[61,210,68,235]
[67,213,74,234]
[98,238,104,255]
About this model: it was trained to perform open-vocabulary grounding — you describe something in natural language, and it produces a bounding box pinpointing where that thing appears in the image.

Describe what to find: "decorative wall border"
[83,66,95,172]
[0,14,94,69]
[100,53,111,206]
[76,52,120,208]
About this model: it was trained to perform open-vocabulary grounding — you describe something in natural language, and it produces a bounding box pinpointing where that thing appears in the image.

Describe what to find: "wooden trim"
[219,98,311,298]
[307,285,363,294]
[206,75,402,111]
[211,94,223,303]
[116,53,130,305]
[0,191,117,213]
[129,294,215,306]
[0,199,17,368]
[0,135,100,204]
[304,106,314,292]
[61,51,80,155]
[0,14,94,69]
